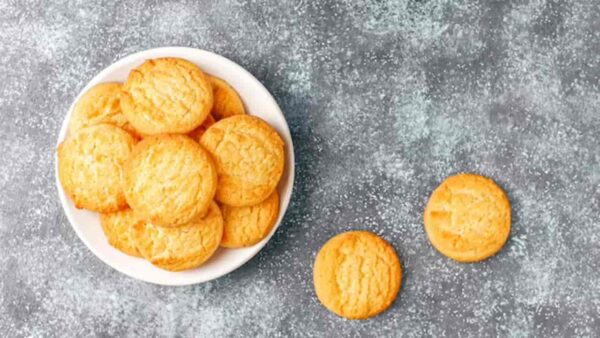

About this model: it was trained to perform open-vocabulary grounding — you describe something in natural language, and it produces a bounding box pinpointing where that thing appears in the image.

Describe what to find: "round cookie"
[208,76,245,120]
[121,58,213,135]
[57,124,135,212]
[221,191,280,248]
[199,115,284,207]
[313,231,402,320]
[124,134,217,227]
[132,202,224,271]
[423,173,511,263]
[100,208,143,257]
[188,114,215,142]
[68,82,140,138]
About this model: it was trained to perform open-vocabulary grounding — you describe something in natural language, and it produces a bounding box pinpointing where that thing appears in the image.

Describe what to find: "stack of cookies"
[57,57,285,271]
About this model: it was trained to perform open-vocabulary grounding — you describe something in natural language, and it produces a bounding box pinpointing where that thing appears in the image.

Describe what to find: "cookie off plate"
[55,47,295,286]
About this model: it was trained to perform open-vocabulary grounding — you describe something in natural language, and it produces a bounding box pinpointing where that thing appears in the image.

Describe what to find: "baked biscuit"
[132,202,224,271]
[221,191,280,248]
[188,114,215,142]
[68,82,140,138]
[209,76,245,120]
[121,58,213,135]
[199,115,284,206]
[57,124,135,212]
[423,173,511,262]
[313,231,402,320]
[100,208,143,257]
[124,134,217,227]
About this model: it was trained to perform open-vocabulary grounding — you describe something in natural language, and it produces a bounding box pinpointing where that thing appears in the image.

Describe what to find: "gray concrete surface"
[1,0,599,337]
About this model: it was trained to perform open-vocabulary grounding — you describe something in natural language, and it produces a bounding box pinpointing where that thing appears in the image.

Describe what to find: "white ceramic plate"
[55,47,295,286]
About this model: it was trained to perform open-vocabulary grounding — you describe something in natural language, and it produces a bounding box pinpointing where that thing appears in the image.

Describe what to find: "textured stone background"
[1,0,599,337]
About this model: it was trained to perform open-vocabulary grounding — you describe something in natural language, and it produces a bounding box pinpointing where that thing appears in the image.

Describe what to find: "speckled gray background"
[1,0,599,337]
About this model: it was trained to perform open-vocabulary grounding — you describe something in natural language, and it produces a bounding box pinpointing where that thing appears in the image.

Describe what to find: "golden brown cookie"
[132,202,224,271]
[221,191,280,248]
[188,114,215,142]
[124,134,217,227]
[199,115,284,207]
[68,82,141,138]
[423,173,511,262]
[121,58,213,135]
[313,231,402,320]
[57,124,135,212]
[209,76,245,120]
[100,208,143,257]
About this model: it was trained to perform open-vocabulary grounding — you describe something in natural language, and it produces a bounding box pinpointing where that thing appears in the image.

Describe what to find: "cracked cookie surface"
[200,115,284,206]
[208,76,245,120]
[424,173,511,262]
[58,124,135,212]
[313,231,402,320]
[100,208,143,257]
[68,82,140,138]
[124,134,217,227]
[221,191,279,248]
[132,202,223,271]
[121,58,213,135]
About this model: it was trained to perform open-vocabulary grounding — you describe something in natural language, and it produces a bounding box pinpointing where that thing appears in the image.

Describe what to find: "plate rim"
[54,46,295,286]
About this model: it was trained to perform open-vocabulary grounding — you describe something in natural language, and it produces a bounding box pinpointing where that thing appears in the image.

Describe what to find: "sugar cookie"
[100,208,143,257]
[132,202,223,271]
[124,134,217,227]
[121,58,213,135]
[209,76,245,120]
[57,124,135,212]
[199,115,284,206]
[423,173,511,262]
[68,82,140,138]
[313,231,402,319]
[221,191,279,248]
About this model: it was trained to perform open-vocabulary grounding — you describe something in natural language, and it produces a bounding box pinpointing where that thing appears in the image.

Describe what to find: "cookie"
[423,173,511,262]
[57,124,135,212]
[209,76,245,120]
[100,208,143,257]
[68,82,140,138]
[313,231,402,320]
[199,115,284,206]
[221,191,280,248]
[188,114,215,142]
[132,202,224,271]
[121,58,213,135]
[124,134,217,227]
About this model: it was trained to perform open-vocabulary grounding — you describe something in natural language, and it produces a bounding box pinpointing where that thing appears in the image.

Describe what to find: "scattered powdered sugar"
[1,0,599,336]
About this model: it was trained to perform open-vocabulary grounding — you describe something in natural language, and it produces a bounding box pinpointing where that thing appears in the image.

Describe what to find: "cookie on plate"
[100,208,143,257]
[313,231,402,320]
[188,114,215,142]
[200,115,284,207]
[57,124,135,212]
[121,58,213,135]
[209,76,245,120]
[132,202,224,271]
[124,134,217,227]
[221,191,279,248]
[68,82,140,138]
[423,173,511,263]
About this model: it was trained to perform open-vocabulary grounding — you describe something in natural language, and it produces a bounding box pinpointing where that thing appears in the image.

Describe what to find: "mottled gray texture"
[0,0,599,337]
